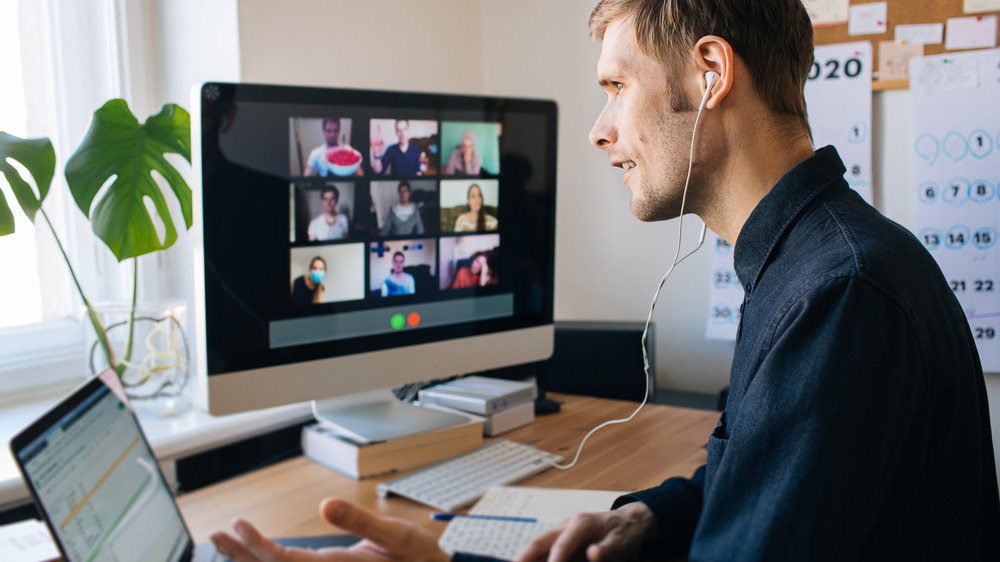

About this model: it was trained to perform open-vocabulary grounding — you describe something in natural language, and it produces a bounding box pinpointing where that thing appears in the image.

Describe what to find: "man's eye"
[614,82,624,92]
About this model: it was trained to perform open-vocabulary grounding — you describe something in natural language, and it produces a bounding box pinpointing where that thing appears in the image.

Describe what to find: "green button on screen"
[390,313,406,330]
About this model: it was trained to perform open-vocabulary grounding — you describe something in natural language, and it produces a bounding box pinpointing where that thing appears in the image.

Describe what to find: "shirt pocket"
[706,433,729,485]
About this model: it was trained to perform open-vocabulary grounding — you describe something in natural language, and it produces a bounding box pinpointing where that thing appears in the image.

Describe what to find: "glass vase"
[86,299,191,416]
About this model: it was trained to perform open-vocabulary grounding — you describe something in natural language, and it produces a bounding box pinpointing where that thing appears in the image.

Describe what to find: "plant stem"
[121,257,138,376]
[39,208,119,371]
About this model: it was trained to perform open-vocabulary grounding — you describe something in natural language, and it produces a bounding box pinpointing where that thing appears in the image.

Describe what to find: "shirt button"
[744,283,752,292]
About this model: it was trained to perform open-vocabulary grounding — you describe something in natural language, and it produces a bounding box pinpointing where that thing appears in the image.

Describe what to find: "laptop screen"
[13,374,191,562]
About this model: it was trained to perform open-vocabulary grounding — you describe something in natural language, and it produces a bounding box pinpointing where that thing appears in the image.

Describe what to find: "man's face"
[395,121,409,144]
[589,18,698,221]
[398,185,411,204]
[321,190,337,213]
[323,121,340,146]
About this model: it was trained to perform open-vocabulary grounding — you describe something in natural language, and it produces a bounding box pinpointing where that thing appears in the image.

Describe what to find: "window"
[0,0,45,329]
[0,0,131,398]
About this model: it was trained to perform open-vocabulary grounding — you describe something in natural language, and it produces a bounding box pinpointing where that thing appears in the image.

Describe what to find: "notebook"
[9,369,357,561]
[438,486,625,560]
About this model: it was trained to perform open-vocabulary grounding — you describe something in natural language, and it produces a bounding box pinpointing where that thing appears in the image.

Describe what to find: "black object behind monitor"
[536,321,654,402]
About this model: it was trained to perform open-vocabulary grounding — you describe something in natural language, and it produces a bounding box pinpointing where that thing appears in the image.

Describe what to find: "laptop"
[9,369,358,561]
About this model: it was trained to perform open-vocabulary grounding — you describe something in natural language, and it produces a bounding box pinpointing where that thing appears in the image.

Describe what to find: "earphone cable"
[551,80,713,470]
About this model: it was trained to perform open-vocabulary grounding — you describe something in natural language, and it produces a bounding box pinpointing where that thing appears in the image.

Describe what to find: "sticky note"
[913,55,980,94]
[895,23,944,45]
[803,0,849,26]
[878,41,924,81]
[945,15,998,50]
[849,2,888,36]
[964,0,1000,14]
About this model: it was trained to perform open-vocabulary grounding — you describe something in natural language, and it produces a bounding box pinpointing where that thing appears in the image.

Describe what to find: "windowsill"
[0,382,314,510]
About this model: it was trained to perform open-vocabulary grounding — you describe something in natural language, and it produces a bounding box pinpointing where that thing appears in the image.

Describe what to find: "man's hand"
[209,498,450,562]
[515,503,658,562]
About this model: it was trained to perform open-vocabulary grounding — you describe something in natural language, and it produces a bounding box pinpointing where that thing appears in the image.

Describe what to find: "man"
[308,186,349,241]
[304,118,342,177]
[372,119,422,176]
[212,1,999,560]
[381,251,417,296]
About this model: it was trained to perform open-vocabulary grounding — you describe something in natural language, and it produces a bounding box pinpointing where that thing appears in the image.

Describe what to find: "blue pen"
[431,513,537,523]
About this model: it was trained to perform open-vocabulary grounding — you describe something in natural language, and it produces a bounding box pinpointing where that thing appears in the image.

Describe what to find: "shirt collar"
[733,145,847,293]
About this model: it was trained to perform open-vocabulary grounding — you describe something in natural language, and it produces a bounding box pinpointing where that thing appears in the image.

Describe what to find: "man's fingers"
[514,526,563,562]
[233,519,290,561]
[211,531,259,562]
[320,498,405,550]
[547,514,600,562]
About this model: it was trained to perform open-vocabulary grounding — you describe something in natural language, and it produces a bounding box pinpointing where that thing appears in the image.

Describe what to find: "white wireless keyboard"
[376,440,563,512]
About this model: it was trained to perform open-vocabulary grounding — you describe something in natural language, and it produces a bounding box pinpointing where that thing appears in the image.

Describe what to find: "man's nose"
[589,108,616,150]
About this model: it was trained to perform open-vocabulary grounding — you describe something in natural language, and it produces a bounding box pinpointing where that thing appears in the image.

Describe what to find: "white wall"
[237,0,484,94]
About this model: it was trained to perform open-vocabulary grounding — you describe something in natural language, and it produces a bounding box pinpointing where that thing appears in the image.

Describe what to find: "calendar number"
[808,57,864,81]
[975,327,996,340]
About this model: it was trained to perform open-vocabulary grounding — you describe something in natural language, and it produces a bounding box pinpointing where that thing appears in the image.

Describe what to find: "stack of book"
[302,416,484,479]
[418,376,536,436]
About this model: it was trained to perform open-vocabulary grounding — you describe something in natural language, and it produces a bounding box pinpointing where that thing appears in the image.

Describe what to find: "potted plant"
[0,99,192,399]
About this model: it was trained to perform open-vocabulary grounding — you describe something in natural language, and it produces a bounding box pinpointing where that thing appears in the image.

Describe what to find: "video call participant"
[304,118,342,177]
[451,251,493,288]
[381,181,425,236]
[211,1,999,561]
[445,130,482,175]
[290,256,326,305]
[381,251,415,296]
[308,186,349,241]
[453,184,497,232]
[371,119,422,176]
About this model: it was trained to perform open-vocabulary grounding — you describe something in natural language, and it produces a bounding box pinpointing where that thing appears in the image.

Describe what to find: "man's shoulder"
[765,188,953,325]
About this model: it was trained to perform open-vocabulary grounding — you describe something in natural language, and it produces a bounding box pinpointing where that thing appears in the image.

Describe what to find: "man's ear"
[694,35,734,110]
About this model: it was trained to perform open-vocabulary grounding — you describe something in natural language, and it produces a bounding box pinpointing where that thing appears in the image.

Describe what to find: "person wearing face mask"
[290,256,326,305]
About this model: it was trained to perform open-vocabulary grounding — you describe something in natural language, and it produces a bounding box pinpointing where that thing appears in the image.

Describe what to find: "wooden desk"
[177,394,719,542]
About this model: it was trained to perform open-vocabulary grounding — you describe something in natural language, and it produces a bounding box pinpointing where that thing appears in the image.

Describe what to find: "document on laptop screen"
[16,382,189,562]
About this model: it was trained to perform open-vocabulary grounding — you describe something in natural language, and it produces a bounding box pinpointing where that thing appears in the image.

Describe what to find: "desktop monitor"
[191,83,557,438]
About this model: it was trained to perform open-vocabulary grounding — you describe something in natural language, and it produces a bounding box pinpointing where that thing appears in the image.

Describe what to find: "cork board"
[812,0,1000,89]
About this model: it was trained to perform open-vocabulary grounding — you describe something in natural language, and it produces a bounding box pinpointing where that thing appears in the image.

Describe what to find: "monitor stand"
[310,388,471,444]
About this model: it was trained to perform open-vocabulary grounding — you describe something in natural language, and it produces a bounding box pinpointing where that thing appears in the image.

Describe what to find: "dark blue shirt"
[379,142,421,176]
[611,146,1000,561]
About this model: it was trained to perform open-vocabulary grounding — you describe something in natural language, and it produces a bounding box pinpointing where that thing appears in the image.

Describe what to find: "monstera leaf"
[65,99,192,261]
[0,132,56,236]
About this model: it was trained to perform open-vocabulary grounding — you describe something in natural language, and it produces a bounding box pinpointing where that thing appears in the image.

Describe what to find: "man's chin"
[629,197,677,222]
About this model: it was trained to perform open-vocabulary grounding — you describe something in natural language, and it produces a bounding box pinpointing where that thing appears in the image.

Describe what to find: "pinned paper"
[849,2,888,36]
[803,0,850,26]
[913,55,980,94]
[879,41,924,81]
[946,15,998,50]
[895,23,944,45]
[964,0,1000,13]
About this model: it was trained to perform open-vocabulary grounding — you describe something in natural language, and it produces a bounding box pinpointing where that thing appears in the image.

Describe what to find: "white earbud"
[699,71,719,111]
[705,71,719,90]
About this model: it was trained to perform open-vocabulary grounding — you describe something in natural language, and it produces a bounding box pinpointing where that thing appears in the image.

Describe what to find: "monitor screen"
[194,83,556,410]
